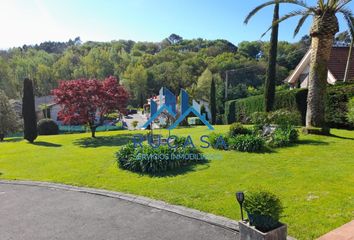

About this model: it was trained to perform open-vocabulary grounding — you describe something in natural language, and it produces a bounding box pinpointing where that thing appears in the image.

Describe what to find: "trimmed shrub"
[228,134,264,152]
[37,119,59,135]
[229,122,252,137]
[226,84,354,128]
[116,144,206,174]
[325,84,354,129]
[244,191,283,232]
[347,97,354,124]
[225,89,307,125]
[22,78,37,143]
[268,126,298,148]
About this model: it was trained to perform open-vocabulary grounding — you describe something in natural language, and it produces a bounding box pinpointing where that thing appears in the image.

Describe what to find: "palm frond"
[260,10,313,38]
[294,14,311,37]
[336,0,352,11]
[339,7,354,37]
[244,0,312,24]
[244,1,278,24]
[318,0,325,10]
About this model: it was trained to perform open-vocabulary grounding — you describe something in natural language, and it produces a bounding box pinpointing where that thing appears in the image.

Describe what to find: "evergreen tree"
[210,79,216,124]
[22,78,37,143]
[264,3,279,112]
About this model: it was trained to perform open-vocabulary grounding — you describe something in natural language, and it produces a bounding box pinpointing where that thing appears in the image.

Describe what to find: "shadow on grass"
[2,137,22,143]
[32,141,62,147]
[297,139,329,145]
[74,134,134,148]
[328,133,354,140]
[147,161,210,178]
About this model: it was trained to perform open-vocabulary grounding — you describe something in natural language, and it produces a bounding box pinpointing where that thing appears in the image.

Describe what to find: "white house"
[34,95,61,123]
[286,47,354,88]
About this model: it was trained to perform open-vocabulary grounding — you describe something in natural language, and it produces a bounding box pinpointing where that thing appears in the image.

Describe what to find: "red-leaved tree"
[52,76,129,137]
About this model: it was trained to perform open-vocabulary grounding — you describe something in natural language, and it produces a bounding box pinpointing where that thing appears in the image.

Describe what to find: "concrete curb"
[0,180,239,232]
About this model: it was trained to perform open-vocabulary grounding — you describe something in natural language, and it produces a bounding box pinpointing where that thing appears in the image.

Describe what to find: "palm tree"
[245,3,279,112]
[245,0,354,128]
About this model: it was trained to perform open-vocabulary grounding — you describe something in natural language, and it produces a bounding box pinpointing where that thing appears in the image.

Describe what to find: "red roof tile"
[328,47,354,81]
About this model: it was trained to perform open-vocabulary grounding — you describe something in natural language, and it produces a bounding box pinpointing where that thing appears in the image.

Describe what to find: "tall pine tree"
[210,78,216,124]
[22,78,37,143]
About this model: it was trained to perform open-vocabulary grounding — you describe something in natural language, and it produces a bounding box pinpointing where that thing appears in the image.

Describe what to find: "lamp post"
[236,191,245,221]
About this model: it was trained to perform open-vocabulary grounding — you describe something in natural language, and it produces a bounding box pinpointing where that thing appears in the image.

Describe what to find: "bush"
[116,143,206,174]
[229,123,252,137]
[251,112,269,129]
[268,109,301,127]
[225,88,307,124]
[268,126,298,148]
[209,133,229,150]
[37,119,59,135]
[251,109,300,128]
[228,134,264,152]
[244,191,283,232]
[347,97,354,124]
[325,84,354,129]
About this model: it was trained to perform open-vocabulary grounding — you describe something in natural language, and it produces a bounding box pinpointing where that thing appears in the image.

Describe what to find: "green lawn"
[1,126,353,240]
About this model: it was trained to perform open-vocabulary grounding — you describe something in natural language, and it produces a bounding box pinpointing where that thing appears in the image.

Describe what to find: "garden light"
[236,191,245,221]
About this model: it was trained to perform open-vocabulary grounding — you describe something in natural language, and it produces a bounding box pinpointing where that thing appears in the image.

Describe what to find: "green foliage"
[268,109,301,127]
[22,79,37,143]
[347,97,354,124]
[210,79,216,124]
[229,122,252,137]
[116,143,205,174]
[209,133,229,150]
[225,89,307,124]
[268,126,298,148]
[37,119,59,135]
[0,36,310,109]
[244,191,283,232]
[251,112,269,129]
[325,84,354,129]
[228,134,264,152]
[194,68,212,100]
[0,90,20,140]
[251,109,300,128]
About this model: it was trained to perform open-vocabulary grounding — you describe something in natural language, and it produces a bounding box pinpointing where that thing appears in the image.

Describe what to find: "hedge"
[325,83,354,128]
[225,83,354,128]
[225,89,307,125]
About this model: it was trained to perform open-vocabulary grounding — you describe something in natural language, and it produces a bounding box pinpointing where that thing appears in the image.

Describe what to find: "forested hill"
[0,34,310,108]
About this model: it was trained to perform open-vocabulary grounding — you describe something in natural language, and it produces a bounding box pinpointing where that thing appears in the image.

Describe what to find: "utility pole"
[344,37,353,83]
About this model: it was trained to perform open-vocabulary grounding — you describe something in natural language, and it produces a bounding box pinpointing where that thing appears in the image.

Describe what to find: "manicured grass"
[1,126,353,239]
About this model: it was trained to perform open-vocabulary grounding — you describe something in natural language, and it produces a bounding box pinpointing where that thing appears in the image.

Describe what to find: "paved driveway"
[0,183,238,240]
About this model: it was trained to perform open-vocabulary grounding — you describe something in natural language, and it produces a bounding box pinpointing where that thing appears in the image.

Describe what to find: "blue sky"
[1,0,353,49]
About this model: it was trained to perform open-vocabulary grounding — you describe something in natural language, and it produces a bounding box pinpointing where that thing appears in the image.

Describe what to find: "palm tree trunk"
[306,36,334,128]
[264,3,279,112]
[306,12,339,129]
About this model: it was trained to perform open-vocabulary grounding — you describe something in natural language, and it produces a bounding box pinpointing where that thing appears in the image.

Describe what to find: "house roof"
[287,46,354,85]
[328,47,354,81]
